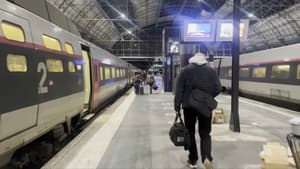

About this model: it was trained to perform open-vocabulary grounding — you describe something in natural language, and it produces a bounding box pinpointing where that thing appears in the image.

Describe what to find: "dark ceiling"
[48,0,300,69]
[107,0,299,69]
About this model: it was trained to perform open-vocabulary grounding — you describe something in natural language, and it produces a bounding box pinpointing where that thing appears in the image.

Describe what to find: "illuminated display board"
[182,20,216,42]
[216,19,249,41]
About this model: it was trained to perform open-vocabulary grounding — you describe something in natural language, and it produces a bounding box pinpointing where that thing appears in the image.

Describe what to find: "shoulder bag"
[186,86,217,117]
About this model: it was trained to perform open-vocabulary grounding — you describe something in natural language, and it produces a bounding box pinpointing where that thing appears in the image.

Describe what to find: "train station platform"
[42,90,299,169]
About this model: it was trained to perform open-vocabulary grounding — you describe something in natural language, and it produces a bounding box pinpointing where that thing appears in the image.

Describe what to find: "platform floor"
[42,90,299,169]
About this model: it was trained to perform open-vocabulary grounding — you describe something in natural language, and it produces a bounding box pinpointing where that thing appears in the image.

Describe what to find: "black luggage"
[169,111,190,149]
[152,83,158,90]
[139,86,144,95]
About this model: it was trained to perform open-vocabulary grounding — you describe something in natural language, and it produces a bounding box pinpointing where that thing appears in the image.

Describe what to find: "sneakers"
[187,160,198,169]
[203,159,213,169]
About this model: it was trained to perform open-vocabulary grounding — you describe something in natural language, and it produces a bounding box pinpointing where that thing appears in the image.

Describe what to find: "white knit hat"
[189,52,208,65]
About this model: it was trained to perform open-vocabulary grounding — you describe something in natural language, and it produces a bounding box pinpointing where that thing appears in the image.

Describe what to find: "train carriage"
[217,43,300,111]
[0,1,137,167]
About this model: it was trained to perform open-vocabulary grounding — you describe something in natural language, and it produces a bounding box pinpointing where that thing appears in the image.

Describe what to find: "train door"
[81,46,92,111]
[0,10,38,141]
[127,64,131,84]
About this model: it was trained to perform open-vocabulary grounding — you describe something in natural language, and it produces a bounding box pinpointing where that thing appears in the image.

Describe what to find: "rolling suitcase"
[144,85,150,95]
[139,86,144,95]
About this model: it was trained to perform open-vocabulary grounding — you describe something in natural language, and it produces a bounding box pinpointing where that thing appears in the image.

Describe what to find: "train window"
[1,22,25,42]
[68,62,75,72]
[240,67,249,78]
[111,67,116,79]
[297,65,300,80]
[228,69,232,78]
[271,65,290,79]
[120,69,123,77]
[42,35,62,51]
[46,59,63,72]
[6,54,27,72]
[94,65,98,81]
[65,43,74,54]
[105,67,111,80]
[116,69,120,78]
[253,67,266,78]
[99,66,103,81]
[76,64,82,71]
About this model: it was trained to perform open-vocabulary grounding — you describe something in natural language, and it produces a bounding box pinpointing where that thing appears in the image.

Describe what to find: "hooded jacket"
[174,53,222,112]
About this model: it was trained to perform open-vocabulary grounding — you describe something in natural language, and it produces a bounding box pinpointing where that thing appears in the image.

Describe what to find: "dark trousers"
[183,108,212,163]
[149,85,153,94]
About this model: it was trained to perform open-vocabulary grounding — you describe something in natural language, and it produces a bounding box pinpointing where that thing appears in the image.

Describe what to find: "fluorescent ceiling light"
[248,13,255,18]
[120,13,126,19]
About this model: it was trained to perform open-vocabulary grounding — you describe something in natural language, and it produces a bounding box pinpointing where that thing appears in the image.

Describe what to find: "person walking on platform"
[146,72,155,94]
[174,52,222,169]
[133,74,143,94]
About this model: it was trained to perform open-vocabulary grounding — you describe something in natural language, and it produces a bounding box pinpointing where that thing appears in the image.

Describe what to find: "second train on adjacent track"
[217,43,300,111]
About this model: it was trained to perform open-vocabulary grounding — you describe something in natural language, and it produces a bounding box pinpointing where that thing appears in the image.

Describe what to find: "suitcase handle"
[174,111,184,125]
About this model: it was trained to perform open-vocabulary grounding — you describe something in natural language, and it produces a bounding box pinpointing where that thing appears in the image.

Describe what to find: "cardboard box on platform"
[213,108,226,124]
[260,143,291,169]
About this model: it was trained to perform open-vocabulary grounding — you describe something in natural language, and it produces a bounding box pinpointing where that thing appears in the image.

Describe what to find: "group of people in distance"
[133,71,157,95]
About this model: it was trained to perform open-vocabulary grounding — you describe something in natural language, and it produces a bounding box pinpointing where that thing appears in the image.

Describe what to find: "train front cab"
[0,6,87,167]
[0,11,39,166]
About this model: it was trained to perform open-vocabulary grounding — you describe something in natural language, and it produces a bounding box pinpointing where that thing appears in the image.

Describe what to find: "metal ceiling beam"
[58,0,66,9]
[72,1,94,21]
[96,1,121,34]
[177,0,188,15]
[237,0,300,53]
[146,0,148,26]
[62,0,73,13]
[84,12,103,30]
[155,0,163,27]
[266,21,286,45]
[251,27,272,48]
[280,11,300,37]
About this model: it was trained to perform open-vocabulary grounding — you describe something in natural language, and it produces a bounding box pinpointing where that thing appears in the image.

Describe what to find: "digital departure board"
[182,20,216,42]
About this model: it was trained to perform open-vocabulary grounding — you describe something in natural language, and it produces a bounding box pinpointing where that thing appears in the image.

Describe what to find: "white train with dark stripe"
[217,43,300,111]
[0,1,137,167]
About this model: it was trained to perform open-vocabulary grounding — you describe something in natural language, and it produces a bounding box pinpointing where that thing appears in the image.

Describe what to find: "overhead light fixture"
[127,30,132,34]
[248,13,255,18]
[120,13,126,19]
[54,27,62,32]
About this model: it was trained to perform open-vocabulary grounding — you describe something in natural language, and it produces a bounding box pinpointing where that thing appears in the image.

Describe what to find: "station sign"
[182,20,216,42]
[216,19,249,41]
[182,19,249,42]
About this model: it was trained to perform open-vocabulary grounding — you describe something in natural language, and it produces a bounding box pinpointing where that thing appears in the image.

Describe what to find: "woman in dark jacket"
[174,53,222,169]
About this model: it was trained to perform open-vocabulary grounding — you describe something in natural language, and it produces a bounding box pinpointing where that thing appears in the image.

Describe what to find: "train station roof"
[47,0,300,55]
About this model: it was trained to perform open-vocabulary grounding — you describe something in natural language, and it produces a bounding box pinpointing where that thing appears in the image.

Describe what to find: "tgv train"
[0,1,137,167]
[217,43,300,111]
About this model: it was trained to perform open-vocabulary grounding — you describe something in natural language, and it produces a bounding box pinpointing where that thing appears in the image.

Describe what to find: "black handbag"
[169,112,190,149]
[152,83,158,90]
[186,88,217,117]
